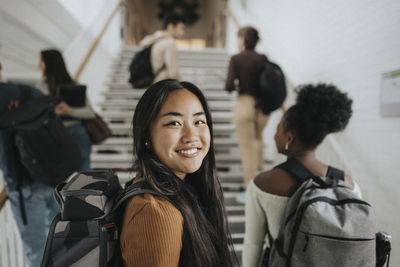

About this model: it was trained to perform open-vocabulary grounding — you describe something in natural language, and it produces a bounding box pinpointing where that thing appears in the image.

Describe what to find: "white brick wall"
[228,0,400,264]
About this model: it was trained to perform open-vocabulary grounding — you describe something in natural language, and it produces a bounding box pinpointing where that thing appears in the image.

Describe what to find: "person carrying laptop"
[37,49,95,171]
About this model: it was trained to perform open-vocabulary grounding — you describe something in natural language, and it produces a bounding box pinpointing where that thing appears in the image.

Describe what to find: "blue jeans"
[7,183,59,267]
[66,122,92,171]
[0,83,59,267]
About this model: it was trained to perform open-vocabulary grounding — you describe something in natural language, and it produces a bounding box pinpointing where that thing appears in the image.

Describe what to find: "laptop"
[58,84,86,107]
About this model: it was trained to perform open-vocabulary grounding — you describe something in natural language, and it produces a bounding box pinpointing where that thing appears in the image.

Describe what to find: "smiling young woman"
[120,79,237,267]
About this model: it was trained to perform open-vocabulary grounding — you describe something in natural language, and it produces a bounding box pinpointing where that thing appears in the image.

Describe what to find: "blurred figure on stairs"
[37,49,95,171]
[0,62,59,267]
[225,26,269,202]
[139,13,185,83]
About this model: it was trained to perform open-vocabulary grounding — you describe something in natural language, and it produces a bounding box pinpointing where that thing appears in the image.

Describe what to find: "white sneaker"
[235,192,246,204]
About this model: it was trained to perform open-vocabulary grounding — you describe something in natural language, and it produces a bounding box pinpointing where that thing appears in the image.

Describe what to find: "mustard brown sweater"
[120,194,184,267]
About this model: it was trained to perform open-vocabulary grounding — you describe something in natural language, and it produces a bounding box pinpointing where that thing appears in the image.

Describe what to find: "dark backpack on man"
[255,55,287,115]
[41,170,176,267]
[0,85,82,187]
[262,158,390,267]
[128,40,166,89]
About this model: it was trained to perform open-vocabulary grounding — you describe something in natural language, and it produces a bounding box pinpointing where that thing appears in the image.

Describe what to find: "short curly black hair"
[283,83,353,149]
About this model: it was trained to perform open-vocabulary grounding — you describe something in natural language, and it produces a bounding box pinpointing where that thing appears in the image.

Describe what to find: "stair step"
[94,137,240,151]
[111,64,228,72]
[98,136,239,146]
[113,171,245,183]
[100,110,232,121]
[119,54,229,62]
[120,48,229,60]
[105,82,225,91]
[109,72,225,80]
[98,99,234,111]
[101,89,236,100]
[103,123,235,137]
[91,159,273,174]
[90,153,266,164]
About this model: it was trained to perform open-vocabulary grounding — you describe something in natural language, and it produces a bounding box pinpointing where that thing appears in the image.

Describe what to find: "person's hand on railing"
[0,186,7,212]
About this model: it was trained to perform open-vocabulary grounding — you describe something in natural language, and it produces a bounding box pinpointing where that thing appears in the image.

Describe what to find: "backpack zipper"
[284,184,360,228]
[300,231,374,253]
[300,231,374,242]
[63,189,104,196]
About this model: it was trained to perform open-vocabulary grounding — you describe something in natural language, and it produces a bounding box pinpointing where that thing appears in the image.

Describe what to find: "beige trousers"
[233,95,269,187]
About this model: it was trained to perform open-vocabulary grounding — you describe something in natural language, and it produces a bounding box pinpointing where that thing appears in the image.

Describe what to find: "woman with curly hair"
[242,83,362,267]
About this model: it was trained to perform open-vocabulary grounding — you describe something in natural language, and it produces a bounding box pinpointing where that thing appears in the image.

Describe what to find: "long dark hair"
[132,79,237,267]
[40,49,74,94]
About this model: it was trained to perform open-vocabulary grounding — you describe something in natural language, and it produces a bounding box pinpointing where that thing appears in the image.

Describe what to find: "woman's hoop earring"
[145,141,150,148]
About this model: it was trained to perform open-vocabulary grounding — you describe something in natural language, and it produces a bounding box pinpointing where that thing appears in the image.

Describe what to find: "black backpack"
[255,55,287,115]
[41,170,176,267]
[0,85,83,187]
[128,42,166,89]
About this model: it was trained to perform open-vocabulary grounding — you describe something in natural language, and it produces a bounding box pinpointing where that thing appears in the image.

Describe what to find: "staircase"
[92,47,272,263]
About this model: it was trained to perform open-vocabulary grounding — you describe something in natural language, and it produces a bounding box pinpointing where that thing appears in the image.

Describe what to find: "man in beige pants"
[225,26,269,203]
[233,95,269,187]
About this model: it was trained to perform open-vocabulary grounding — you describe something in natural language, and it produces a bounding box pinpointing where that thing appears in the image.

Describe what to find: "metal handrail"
[226,5,240,29]
[73,1,123,80]
[0,186,7,211]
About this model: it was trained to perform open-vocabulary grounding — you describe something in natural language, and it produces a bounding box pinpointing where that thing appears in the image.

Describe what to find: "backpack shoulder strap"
[276,158,345,182]
[326,166,345,181]
[144,35,170,49]
[260,54,268,61]
[113,178,177,212]
[275,157,314,183]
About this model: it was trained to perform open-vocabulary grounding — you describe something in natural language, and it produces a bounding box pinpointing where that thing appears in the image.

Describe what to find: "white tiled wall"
[228,0,400,264]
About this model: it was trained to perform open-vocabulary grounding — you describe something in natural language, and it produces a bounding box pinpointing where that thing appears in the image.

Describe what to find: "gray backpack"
[40,170,174,267]
[265,158,377,267]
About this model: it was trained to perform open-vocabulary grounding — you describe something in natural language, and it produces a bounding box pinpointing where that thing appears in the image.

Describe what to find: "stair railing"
[0,186,6,212]
[74,1,123,81]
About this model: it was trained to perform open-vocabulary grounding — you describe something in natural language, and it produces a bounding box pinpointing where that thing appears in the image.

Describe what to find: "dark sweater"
[225,49,263,95]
